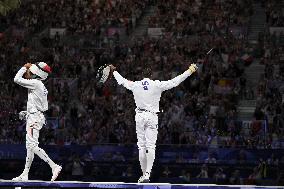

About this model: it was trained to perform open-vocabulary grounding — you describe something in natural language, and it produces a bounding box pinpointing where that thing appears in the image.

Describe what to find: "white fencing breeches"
[25,112,56,170]
[26,112,45,149]
[135,111,158,150]
[135,111,158,176]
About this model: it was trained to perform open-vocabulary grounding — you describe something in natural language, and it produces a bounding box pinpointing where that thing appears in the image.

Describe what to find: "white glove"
[188,64,198,73]
[19,111,27,120]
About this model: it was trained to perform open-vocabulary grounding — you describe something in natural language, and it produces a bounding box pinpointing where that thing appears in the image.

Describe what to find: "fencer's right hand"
[188,64,198,73]
[19,111,27,121]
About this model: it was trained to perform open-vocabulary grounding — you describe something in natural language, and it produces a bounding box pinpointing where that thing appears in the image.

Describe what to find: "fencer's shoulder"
[151,80,162,87]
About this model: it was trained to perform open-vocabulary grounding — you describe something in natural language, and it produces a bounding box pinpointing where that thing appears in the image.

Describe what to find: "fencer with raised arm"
[111,64,198,182]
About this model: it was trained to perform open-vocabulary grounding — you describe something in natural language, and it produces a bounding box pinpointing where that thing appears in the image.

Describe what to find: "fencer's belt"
[137,108,157,114]
[29,110,46,117]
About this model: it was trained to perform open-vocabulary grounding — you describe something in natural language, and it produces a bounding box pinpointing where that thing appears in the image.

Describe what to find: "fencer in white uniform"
[111,64,198,182]
[13,62,62,182]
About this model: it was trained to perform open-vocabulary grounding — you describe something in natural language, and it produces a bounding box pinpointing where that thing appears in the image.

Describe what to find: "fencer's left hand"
[19,111,27,120]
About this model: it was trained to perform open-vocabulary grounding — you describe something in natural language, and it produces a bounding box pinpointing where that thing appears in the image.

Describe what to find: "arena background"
[0,0,284,187]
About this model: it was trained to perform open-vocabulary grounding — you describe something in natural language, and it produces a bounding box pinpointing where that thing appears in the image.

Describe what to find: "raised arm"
[113,71,135,91]
[156,64,198,91]
[109,65,135,91]
[14,64,37,90]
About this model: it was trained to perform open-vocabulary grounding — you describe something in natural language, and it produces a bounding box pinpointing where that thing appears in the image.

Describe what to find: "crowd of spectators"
[254,47,284,148]
[265,0,284,27]
[0,0,283,150]
[253,0,284,149]
[1,0,148,35]
[148,0,252,36]
[0,0,284,185]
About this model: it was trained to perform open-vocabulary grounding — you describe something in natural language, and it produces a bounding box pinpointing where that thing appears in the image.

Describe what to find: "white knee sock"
[23,149,34,175]
[139,149,147,175]
[32,147,56,169]
[145,148,155,177]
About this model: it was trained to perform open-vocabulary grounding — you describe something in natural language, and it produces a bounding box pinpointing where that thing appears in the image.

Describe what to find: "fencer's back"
[132,78,162,113]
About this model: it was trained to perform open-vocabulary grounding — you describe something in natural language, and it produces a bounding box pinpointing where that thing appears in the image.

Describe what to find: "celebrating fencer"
[109,64,198,183]
[13,62,62,182]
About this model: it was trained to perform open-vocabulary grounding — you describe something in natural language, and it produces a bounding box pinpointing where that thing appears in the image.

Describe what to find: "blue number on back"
[142,81,149,90]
